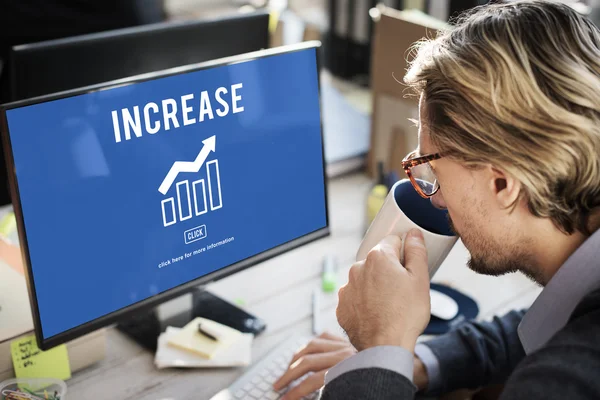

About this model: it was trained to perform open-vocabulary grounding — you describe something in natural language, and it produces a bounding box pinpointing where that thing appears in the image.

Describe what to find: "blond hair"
[404,0,600,235]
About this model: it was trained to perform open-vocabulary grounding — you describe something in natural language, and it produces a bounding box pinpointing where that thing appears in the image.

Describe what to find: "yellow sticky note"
[167,317,242,359]
[11,335,71,380]
[0,212,16,237]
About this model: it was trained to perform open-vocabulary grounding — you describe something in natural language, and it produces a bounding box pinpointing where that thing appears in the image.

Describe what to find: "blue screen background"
[5,48,327,339]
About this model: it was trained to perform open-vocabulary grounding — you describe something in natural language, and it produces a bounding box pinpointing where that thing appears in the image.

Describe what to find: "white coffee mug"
[356,179,458,278]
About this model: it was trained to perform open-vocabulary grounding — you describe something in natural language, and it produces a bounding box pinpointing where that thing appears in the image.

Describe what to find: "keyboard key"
[243,383,253,392]
[260,369,270,377]
[258,382,271,392]
[271,362,283,370]
[265,374,277,384]
[251,376,261,385]
[249,388,263,399]
[234,390,246,399]
[266,392,280,400]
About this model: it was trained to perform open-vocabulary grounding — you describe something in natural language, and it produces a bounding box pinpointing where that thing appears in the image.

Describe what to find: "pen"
[312,288,321,335]
[198,323,219,341]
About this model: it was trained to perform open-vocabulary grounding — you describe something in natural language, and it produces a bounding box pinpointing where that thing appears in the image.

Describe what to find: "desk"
[66,172,541,399]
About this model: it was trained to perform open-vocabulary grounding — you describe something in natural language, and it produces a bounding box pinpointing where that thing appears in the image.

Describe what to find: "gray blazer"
[320,287,600,399]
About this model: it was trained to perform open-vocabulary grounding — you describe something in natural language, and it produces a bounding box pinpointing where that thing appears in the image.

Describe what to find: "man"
[273,0,600,398]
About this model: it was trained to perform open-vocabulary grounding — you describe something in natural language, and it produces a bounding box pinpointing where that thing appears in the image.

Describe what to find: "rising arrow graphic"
[158,135,216,195]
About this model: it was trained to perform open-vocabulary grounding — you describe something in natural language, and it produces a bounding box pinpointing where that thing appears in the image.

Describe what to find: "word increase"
[111,83,244,143]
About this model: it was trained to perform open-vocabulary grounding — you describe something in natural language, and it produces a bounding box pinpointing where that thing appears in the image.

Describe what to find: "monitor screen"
[1,43,328,348]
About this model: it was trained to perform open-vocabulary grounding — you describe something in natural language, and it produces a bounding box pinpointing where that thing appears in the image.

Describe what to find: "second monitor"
[8,10,271,102]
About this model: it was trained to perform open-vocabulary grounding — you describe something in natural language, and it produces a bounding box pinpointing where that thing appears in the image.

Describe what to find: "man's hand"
[336,229,431,352]
[273,332,356,400]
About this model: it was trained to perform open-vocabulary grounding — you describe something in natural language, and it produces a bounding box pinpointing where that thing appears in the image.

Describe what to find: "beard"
[446,212,542,284]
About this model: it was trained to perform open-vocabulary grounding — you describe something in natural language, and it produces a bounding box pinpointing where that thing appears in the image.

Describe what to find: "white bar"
[161,197,176,227]
[207,160,223,210]
[177,180,193,221]
[192,179,208,216]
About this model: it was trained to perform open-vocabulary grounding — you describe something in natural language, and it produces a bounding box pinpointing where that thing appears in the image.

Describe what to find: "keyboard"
[210,334,319,400]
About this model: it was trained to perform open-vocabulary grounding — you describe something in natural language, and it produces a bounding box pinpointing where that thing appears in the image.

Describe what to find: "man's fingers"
[288,338,350,366]
[403,228,428,278]
[371,235,404,261]
[280,370,326,400]
[273,352,345,391]
[318,331,348,342]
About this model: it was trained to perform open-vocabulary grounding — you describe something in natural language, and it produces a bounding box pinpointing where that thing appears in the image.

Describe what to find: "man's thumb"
[403,229,428,277]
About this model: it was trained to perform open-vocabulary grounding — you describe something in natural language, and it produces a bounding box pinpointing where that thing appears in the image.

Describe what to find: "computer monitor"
[0,41,329,350]
[8,10,270,102]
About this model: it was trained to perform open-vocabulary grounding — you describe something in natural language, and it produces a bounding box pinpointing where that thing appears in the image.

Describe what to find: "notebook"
[166,317,243,359]
[156,326,252,369]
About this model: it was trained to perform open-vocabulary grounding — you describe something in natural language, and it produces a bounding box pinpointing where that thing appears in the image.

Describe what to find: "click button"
[184,225,207,244]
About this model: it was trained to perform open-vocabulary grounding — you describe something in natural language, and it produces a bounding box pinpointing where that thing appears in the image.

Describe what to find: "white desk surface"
[66,172,541,399]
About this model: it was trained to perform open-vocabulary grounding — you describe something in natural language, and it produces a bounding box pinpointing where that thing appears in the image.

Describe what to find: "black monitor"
[0,42,329,350]
[8,10,270,102]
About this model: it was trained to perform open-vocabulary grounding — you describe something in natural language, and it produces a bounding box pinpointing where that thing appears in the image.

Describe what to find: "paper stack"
[155,317,253,369]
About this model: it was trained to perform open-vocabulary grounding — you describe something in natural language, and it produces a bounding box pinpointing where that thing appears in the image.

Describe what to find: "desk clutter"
[0,378,67,400]
[155,318,253,369]
[0,335,71,399]
[2,328,69,399]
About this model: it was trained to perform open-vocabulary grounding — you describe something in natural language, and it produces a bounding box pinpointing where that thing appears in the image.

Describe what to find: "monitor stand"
[116,287,266,351]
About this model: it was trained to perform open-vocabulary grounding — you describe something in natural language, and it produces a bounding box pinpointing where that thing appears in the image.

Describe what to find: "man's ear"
[488,166,521,208]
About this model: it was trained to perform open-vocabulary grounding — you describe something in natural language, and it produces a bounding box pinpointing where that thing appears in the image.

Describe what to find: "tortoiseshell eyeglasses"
[401,150,443,198]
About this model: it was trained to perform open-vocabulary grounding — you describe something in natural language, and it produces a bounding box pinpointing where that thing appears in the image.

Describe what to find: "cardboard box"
[269,9,324,48]
[303,23,322,42]
[270,14,285,47]
[367,6,449,177]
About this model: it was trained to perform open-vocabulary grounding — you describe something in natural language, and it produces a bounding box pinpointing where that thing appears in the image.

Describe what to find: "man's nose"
[430,190,447,210]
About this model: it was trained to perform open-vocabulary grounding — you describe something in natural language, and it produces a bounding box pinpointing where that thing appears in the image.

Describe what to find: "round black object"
[424,282,480,335]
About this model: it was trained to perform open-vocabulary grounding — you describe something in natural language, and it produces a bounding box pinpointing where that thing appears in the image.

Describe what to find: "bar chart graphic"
[159,136,223,227]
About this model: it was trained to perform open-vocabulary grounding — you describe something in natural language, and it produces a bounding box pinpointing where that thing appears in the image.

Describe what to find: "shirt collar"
[518,228,600,354]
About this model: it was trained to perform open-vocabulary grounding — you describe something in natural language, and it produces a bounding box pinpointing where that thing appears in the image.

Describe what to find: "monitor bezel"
[0,41,330,350]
